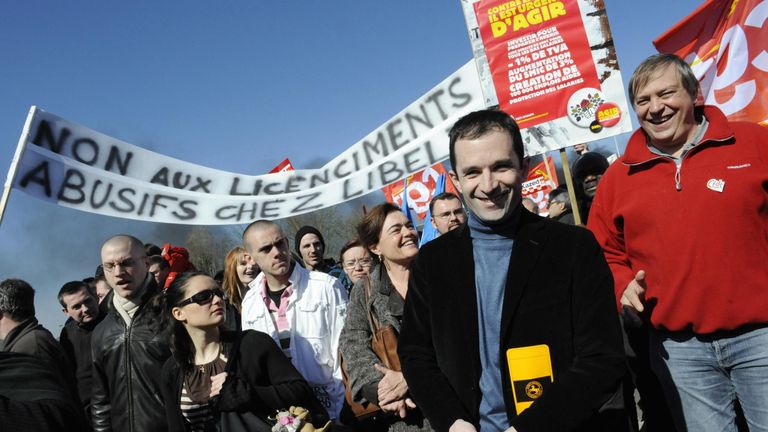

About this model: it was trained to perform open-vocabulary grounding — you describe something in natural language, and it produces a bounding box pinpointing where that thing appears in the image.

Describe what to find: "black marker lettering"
[31,120,69,154]
[291,192,322,213]
[110,188,135,213]
[190,177,211,193]
[342,177,363,199]
[150,167,170,186]
[105,146,133,175]
[72,138,98,166]
[19,161,52,197]
[57,169,86,204]
[173,200,197,220]
[260,199,284,218]
[90,179,112,209]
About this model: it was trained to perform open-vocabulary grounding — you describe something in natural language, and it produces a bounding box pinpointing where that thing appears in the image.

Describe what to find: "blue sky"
[0,1,703,332]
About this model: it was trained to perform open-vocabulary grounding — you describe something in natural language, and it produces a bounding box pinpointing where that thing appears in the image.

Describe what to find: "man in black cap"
[572,152,609,223]
[294,225,336,273]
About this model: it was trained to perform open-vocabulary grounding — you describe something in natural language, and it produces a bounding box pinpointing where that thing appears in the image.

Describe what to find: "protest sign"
[3,62,485,224]
[381,162,458,221]
[463,0,633,156]
[654,0,768,126]
[522,156,558,215]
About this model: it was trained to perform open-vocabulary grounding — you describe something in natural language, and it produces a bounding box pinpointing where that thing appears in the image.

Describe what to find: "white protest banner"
[23,61,482,197]
[13,140,454,224]
[463,0,633,156]
[6,62,485,224]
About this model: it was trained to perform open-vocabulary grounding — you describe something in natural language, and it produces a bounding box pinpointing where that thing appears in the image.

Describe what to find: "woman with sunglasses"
[339,203,432,431]
[221,246,259,330]
[160,271,329,432]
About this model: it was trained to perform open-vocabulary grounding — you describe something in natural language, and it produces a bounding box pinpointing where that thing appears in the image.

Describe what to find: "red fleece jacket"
[588,106,768,333]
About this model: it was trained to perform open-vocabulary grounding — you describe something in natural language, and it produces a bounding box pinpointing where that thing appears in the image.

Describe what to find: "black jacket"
[91,278,171,432]
[160,330,329,432]
[0,352,90,432]
[60,311,105,414]
[399,210,627,432]
[2,317,78,400]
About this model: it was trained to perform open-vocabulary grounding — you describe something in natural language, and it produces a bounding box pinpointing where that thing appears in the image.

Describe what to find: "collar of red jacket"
[622,105,735,165]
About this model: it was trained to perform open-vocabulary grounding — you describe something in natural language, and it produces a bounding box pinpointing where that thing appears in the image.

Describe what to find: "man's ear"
[430,217,438,229]
[448,170,462,194]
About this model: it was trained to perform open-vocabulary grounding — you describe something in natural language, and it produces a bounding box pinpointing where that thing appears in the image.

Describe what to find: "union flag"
[654,0,768,126]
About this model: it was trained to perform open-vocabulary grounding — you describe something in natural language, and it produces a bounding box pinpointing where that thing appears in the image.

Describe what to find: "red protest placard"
[473,0,601,128]
[522,156,558,215]
[654,0,768,126]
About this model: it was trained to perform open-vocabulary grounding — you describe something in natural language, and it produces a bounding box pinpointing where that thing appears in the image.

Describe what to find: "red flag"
[654,0,768,126]
[268,158,294,173]
[381,163,458,221]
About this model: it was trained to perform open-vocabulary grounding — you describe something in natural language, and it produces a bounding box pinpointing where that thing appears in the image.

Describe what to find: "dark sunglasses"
[176,288,226,307]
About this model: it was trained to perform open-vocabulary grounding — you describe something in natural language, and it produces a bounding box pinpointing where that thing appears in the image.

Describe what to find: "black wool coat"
[399,209,628,432]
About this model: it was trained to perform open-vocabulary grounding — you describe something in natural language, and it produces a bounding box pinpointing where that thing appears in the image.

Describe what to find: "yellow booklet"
[506,344,554,415]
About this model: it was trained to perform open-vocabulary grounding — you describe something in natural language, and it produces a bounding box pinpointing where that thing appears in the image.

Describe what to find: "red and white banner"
[381,163,458,221]
[522,156,558,214]
[464,0,632,156]
[654,0,768,126]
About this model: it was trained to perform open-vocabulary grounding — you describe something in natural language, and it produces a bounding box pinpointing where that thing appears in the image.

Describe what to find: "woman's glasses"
[176,288,226,307]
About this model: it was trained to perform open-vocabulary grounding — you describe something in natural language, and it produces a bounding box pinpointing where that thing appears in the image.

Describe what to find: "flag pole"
[0,106,37,227]
[559,148,582,225]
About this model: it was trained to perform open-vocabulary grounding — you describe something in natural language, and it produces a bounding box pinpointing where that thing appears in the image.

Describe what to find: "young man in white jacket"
[241,220,348,422]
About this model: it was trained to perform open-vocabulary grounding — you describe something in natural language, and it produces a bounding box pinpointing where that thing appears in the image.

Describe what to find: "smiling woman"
[338,203,433,431]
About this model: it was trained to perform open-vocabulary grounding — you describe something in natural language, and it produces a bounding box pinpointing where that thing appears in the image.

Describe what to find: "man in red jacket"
[588,54,768,432]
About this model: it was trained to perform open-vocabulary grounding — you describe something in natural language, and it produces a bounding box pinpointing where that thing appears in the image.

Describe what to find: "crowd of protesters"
[1,54,766,432]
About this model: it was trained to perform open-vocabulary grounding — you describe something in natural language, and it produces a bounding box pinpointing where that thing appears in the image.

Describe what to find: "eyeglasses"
[102,258,140,273]
[435,209,466,220]
[343,258,373,269]
[176,288,227,307]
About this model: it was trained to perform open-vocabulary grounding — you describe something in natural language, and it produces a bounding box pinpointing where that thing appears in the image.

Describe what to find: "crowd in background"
[1,53,766,432]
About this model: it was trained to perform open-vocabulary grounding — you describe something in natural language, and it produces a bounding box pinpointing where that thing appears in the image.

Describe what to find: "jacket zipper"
[622,135,732,192]
[126,316,134,432]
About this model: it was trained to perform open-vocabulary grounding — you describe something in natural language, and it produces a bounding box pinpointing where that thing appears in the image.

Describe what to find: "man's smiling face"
[449,128,526,225]
[633,64,697,151]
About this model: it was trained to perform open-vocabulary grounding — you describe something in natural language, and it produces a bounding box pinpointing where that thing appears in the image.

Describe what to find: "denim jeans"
[649,325,768,432]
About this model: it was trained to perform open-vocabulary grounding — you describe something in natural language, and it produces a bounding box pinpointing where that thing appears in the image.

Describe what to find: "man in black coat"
[91,234,170,432]
[0,278,78,400]
[399,110,627,432]
[58,280,105,420]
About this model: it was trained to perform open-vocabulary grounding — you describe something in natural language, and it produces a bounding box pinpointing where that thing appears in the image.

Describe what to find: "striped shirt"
[181,351,228,432]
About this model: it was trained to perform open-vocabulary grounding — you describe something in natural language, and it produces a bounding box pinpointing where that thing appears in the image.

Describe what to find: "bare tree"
[183,227,239,276]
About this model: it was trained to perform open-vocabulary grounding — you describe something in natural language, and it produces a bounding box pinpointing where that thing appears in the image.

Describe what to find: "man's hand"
[375,363,408,406]
[449,419,478,432]
[621,270,647,325]
[210,372,227,398]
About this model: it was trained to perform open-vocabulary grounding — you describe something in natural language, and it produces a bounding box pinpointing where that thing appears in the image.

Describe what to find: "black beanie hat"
[294,226,325,255]
[573,152,609,181]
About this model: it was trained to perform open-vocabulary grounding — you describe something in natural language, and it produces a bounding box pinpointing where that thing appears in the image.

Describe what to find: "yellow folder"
[506,344,554,415]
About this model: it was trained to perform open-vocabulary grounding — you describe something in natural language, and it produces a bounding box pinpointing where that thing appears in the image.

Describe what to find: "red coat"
[588,106,768,333]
